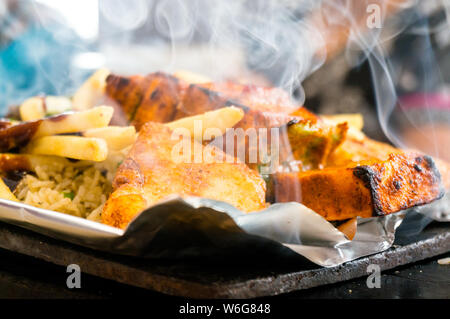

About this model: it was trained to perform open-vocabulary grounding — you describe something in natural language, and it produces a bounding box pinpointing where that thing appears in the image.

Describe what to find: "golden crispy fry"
[72,68,110,110]
[0,106,113,153]
[22,136,108,161]
[0,178,18,202]
[34,106,113,138]
[43,96,72,115]
[82,126,136,151]
[20,96,73,121]
[19,97,45,121]
[165,107,244,142]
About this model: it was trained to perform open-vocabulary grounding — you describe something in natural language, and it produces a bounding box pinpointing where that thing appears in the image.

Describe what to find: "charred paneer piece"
[269,153,444,221]
[328,131,450,191]
[102,122,267,229]
[105,72,184,129]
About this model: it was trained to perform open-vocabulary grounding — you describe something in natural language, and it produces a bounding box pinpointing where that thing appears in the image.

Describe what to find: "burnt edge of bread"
[353,155,444,217]
[352,165,383,216]
[422,155,443,188]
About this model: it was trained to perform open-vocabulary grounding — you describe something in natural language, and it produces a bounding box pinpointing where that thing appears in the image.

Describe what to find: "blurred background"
[0,0,449,160]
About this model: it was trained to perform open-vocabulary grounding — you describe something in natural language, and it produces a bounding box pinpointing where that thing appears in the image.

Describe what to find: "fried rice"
[13,152,125,222]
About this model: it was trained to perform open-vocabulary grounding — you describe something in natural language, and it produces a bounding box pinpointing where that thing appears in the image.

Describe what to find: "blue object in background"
[0,25,88,115]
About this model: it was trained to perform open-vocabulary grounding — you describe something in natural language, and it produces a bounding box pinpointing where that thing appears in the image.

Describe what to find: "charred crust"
[105,74,114,84]
[48,113,69,122]
[150,88,161,100]
[109,75,130,89]
[224,99,250,112]
[0,121,41,152]
[197,86,218,100]
[195,85,251,112]
[353,165,384,216]
[287,118,301,126]
[265,176,276,203]
[424,155,434,168]
[128,95,143,122]
[113,158,143,189]
[423,155,442,185]
[153,72,180,86]
[424,155,438,174]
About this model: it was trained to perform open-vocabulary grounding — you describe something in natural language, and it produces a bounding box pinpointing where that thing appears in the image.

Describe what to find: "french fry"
[19,97,45,121]
[173,70,211,84]
[0,178,18,202]
[34,106,114,139]
[22,136,108,161]
[82,126,136,150]
[322,113,364,131]
[44,96,72,115]
[72,68,110,110]
[19,96,73,121]
[165,106,244,141]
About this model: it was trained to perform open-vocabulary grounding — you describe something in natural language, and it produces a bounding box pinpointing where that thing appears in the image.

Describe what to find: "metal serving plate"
[0,196,405,267]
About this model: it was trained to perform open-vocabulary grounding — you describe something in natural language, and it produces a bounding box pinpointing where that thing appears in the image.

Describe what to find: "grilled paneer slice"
[102,122,267,229]
[327,130,450,191]
[269,153,443,221]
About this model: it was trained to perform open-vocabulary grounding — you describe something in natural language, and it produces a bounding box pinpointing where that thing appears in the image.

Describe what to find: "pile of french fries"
[18,104,243,161]
[19,106,135,161]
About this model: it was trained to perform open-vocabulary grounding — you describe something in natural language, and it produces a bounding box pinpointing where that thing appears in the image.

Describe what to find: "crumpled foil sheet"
[0,196,409,267]
[418,191,450,222]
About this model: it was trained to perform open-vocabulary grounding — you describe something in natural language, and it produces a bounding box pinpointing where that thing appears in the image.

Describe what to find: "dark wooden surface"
[0,220,448,299]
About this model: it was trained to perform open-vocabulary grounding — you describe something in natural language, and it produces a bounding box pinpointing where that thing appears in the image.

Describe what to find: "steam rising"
[4,0,449,158]
[99,0,450,161]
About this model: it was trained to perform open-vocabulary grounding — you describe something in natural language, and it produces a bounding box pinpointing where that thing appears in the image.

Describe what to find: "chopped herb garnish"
[63,191,75,200]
